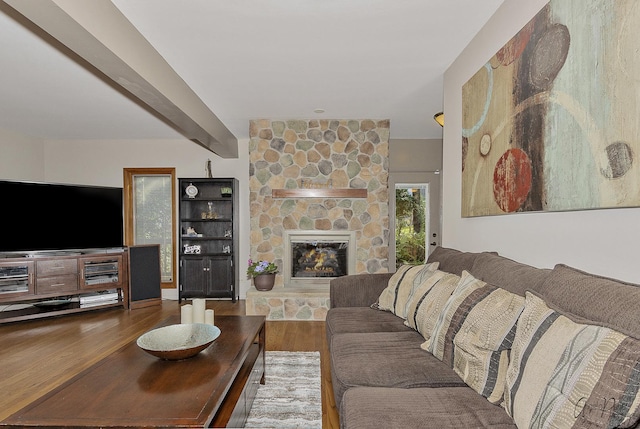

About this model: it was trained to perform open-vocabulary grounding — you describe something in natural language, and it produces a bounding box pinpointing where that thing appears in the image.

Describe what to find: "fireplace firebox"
[284,231,356,287]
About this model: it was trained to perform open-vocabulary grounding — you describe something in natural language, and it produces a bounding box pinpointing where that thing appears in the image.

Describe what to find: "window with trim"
[123,168,176,289]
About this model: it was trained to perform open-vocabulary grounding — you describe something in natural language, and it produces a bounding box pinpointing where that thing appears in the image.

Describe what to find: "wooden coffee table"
[2,315,265,428]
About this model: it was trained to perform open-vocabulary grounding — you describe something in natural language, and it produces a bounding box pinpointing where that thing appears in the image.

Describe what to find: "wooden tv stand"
[0,249,129,324]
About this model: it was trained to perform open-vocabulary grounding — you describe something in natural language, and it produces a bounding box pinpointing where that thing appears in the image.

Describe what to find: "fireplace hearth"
[284,230,356,287]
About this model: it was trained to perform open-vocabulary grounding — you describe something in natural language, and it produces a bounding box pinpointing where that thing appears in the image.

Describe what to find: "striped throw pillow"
[376,262,439,319]
[424,270,525,404]
[404,271,460,341]
[504,292,640,429]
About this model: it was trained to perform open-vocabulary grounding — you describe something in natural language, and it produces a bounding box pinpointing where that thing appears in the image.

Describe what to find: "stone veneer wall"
[249,119,390,289]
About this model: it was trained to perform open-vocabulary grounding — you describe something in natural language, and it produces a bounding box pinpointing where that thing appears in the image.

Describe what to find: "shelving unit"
[178,178,239,302]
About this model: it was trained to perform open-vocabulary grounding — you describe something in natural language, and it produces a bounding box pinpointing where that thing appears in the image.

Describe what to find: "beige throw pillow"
[424,270,525,404]
[504,292,640,429]
[404,271,460,342]
[376,262,439,319]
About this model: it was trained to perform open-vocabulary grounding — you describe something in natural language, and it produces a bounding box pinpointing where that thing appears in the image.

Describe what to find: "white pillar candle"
[205,309,215,326]
[192,298,206,323]
[180,304,193,324]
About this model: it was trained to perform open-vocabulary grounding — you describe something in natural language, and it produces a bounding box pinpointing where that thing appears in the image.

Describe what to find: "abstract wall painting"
[461,0,640,217]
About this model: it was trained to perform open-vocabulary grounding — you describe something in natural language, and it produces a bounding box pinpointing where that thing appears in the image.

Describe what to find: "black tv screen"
[0,180,124,253]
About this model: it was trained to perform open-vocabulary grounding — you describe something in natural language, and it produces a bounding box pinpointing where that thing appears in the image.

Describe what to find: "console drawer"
[37,259,78,277]
[37,274,79,293]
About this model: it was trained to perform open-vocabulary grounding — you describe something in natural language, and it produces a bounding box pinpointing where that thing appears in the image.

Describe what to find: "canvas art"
[461,0,640,217]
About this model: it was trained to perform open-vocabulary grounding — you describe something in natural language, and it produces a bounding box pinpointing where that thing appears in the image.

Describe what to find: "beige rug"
[245,351,322,428]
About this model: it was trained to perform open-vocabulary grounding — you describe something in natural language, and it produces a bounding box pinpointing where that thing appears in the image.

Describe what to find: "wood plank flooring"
[0,300,339,429]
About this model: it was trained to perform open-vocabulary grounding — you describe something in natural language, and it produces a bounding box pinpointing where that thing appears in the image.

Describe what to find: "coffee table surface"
[2,315,265,428]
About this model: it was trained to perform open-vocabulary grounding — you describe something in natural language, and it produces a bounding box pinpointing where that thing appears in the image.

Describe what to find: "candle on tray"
[180,304,193,324]
[205,309,215,326]
[192,298,206,323]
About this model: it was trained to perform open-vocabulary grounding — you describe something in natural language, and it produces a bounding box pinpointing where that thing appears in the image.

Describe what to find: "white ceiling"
[0,0,504,151]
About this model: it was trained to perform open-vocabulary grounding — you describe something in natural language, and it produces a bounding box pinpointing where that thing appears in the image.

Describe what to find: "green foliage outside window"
[395,188,426,268]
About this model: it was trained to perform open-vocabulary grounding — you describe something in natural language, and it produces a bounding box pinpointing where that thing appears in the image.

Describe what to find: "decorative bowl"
[136,323,221,360]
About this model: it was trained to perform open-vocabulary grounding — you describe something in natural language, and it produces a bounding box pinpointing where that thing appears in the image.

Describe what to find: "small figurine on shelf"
[186,227,198,236]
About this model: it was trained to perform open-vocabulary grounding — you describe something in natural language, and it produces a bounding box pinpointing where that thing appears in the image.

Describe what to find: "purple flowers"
[247,259,278,278]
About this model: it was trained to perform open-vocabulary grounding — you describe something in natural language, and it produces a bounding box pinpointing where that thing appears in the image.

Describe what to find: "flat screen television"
[0,180,124,254]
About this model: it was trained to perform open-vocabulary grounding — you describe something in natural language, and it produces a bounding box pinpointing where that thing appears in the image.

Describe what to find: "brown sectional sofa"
[326,246,640,428]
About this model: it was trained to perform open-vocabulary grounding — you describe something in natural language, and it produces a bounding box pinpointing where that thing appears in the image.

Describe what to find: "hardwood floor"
[0,300,339,428]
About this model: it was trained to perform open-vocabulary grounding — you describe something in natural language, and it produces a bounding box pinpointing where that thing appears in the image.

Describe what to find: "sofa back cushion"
[469,252,550,297]
[427,246,496,276]
[537,264,640,339]
[376,263,439,319]
[424,271,525,404]
[504,292,640,429]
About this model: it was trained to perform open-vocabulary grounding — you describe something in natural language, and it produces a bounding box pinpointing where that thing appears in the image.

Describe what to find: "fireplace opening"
[292,242,348,278]
[284,230,356,287]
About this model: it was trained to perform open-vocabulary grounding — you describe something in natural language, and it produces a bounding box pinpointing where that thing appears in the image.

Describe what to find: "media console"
[0,249,129,324]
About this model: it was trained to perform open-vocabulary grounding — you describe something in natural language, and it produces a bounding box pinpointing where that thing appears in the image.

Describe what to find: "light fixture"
[434,112,444,127]
[313,108,325,114]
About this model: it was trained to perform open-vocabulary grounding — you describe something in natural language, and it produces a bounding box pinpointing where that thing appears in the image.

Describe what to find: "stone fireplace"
[284,230,356,288]
[246,119,389,320]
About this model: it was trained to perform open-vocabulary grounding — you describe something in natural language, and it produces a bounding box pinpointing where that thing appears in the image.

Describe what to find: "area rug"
[245,351,322,428]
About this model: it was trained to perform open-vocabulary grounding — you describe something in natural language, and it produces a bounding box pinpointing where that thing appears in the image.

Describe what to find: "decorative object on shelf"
[224,229,232,238]
[220,186,232,197]
[202,202,217,219]
[247,259,278,291]
[186,227,198,236]
[205,159,213,178]
[185,183,198,198]
[136,323,221,360]
[300,178,333,189]
[183,244,201,254]
[222,245,231,254]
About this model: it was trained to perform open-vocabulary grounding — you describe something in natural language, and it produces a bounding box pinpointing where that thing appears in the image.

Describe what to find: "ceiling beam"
[3,0,238,158]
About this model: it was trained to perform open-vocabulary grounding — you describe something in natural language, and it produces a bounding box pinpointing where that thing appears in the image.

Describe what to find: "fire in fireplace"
[293,242,347,278]
[284,230,356,287]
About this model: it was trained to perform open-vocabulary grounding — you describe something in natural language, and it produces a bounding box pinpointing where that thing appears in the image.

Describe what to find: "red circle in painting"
[493,148,532,213]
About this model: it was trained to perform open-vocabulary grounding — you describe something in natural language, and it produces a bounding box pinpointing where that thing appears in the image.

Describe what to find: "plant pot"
[253,273,276,291]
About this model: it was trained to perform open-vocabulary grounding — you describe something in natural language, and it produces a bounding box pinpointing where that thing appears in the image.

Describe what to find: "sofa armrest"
[330,273,394,308]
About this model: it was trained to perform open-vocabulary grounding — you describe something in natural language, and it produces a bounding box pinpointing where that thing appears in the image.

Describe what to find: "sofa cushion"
[340,386,517,429]
[537,263,640,339]
[330,272,394,308]
[423,271,525,404]
[469,252,550,297]
[504,292,640,429]
[404,271,460,341]
[376,262,439,319]
[427,246,496,276]
[325,307,410,345]
[330,331,465,408]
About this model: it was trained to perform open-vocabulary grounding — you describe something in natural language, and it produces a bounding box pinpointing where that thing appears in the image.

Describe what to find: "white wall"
[442,0,640,283]
[1,133,252,298]
[0,128,45,181]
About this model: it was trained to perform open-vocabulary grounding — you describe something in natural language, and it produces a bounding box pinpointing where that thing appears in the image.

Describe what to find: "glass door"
[389,172,441,270]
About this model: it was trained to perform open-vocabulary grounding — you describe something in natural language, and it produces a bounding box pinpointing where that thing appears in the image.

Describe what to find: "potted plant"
[247,259,278,291]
